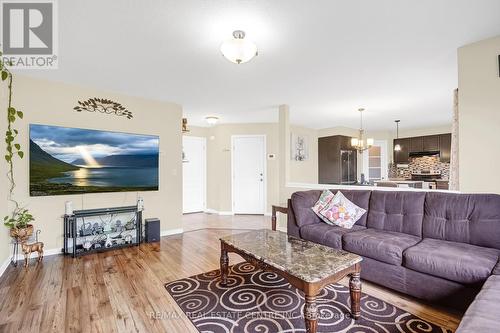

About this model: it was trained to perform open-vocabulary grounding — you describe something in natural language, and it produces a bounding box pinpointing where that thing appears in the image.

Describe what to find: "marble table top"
[220,229,362,283]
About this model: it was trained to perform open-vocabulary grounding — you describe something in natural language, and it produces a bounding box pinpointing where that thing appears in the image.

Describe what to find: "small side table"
[271,204,288,231]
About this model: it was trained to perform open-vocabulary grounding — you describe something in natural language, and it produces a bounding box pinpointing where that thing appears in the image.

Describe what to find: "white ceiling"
[23,0,500,130]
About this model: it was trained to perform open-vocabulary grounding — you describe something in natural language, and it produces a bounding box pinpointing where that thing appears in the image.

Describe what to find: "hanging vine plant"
[1,52,35,236]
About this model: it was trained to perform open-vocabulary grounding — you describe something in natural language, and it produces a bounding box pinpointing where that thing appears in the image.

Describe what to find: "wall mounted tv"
[29,124,159,196]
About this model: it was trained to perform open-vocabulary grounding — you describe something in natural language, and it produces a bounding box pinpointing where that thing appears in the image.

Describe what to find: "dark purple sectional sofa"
[287,189,500,332]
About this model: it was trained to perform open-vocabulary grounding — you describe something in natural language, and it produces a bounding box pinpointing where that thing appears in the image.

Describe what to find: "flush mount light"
[220,30,258,64]
[205,116,219,125]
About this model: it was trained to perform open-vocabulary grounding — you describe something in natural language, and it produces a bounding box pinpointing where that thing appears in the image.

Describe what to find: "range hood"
[409,151,440,157]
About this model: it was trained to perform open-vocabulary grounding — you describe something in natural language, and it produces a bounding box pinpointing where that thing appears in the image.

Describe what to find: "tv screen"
[29,124,159,196]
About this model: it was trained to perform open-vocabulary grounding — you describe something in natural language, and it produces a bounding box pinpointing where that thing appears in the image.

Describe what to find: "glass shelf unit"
[63,205,142,257]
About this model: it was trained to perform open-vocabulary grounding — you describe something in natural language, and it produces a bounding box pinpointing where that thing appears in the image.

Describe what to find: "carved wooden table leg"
[304,294,318,333]
[220,242,229,286]
[349,266,361,320]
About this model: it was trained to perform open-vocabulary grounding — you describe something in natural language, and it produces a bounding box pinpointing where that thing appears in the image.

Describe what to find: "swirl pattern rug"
[165,262,451,333]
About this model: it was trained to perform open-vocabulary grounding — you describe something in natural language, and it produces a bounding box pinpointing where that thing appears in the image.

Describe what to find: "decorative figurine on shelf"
[83,240,92,251]
[105,234,112,248]
[92,222,104,235]
[113,220,124,233]
[21,240,44,267]
[80,221,93,237]
[124,218,135,231]
[124,234,133,244]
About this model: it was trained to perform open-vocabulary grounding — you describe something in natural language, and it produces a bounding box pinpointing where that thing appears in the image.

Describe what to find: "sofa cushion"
[343,228,420,265]
[423,192,500,250]
[291,190,371,228]
[367,191,426,237]
[456,275,500,333]
[300,223,366,249]
[404,238,499,284]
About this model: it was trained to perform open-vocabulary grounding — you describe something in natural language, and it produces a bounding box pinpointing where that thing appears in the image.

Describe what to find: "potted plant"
[1,52,35,241]
[5,208,35,241]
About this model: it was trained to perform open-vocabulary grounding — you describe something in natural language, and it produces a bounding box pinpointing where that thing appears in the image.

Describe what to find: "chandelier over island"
[351,108,374,153]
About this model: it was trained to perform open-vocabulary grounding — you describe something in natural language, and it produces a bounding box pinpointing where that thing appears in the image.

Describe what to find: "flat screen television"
[29,124,159,196]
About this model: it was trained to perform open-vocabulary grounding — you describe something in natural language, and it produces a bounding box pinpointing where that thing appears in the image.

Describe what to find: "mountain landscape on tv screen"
[29,124,159,196]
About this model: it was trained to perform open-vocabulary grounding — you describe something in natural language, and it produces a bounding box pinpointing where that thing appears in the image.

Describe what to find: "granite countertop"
[220,229,362,283]
[377,179,424,184]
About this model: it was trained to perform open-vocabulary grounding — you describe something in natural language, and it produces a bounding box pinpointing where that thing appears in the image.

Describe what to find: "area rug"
[165,262,452,333]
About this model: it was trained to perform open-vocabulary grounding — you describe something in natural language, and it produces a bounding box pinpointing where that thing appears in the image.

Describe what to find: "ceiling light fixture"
[220,30,258,64]
[394,120,401,151]
[351,108,374,153]
[205,116,219,126]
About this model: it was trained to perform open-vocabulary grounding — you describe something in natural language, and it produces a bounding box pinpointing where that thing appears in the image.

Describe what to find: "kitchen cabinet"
[409,136,424,153]
[439,133,452,163]
[318,135,357,184]
[423,135,440,152]
[393,133,451,164]
[394,138,410,164]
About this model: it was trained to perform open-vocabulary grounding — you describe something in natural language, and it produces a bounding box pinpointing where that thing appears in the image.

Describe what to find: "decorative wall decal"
[74,98,133,119]
[290,133,308,161]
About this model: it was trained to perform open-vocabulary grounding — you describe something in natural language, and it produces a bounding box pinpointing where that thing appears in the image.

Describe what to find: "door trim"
[182,136,207,214]
[231,135,267,215]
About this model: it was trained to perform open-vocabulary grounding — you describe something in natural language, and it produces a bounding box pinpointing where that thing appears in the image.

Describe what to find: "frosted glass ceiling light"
[220,30,258,64]
[205,116,219,125]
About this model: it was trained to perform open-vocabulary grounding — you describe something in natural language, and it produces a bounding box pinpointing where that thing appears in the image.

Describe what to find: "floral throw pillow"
[311,190,335,223]
[319,191,366,229]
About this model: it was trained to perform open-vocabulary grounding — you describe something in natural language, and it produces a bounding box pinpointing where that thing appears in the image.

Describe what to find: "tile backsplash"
[389,155,450,180]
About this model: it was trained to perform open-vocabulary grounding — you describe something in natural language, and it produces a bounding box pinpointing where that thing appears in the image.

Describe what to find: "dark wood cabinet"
[439,133,452,163]
[394,138,410,164]
[393,133,451,164]
[318,135,357,184]
[423,135,440,152]
[409,136,424,153]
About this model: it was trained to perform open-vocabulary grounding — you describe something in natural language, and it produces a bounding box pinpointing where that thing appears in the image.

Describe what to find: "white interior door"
[232,135,266,214]
[182,136,206,213]
[363,140,388,181]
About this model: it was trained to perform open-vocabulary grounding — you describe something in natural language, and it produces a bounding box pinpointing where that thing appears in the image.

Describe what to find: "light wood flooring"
[0,213,462,332]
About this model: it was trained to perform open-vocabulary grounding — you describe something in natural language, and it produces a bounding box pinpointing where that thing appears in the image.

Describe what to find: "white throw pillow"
[311,190,335,223]
[319,191,366,229]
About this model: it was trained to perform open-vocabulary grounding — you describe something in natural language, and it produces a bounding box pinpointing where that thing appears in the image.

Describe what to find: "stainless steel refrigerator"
[340,150,357,184]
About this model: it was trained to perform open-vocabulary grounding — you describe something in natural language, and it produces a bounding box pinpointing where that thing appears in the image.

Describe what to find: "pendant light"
[351,108,374,153]
[394,120,401,151]
[220,30,258,64]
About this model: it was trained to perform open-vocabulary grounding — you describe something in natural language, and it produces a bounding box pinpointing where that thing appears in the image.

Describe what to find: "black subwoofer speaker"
[145,218,160,243]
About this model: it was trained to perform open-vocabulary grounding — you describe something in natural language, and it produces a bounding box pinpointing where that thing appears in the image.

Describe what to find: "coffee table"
[219,229,362,333]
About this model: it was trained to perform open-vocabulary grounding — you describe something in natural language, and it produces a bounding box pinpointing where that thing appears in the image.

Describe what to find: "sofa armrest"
[493,258,500,275]
[287,199,301,238]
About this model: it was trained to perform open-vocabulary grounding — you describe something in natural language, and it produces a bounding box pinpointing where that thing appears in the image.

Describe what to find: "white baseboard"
[264,212,272,217]
[160,228,184,237]
[203,209,234,216]
[0,247,62,279]
[0,258,10,279]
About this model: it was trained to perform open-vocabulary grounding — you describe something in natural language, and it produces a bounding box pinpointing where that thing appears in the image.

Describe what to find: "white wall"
[458,35,500,193]
[1,76,183,264]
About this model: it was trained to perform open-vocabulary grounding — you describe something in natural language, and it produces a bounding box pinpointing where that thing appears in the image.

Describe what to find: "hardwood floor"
[0,213,462,332]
